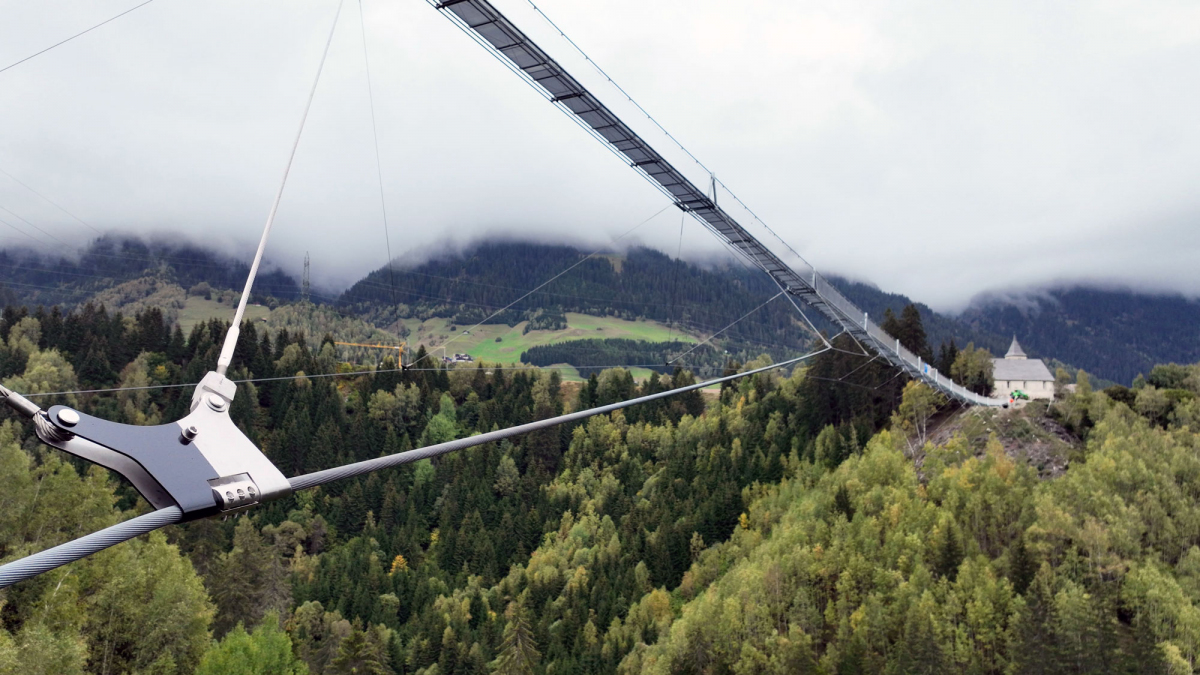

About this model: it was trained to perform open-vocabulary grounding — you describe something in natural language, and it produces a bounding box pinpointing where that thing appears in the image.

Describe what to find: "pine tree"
[1009,535,1037,595]
[209,518,292,637]
[935,524,963,581]
[77,344,117,387]
[899,304,934,362]
[490,602,540,675]
[329,624,389,675]
[937,339,959,375]
[834,484,855,521]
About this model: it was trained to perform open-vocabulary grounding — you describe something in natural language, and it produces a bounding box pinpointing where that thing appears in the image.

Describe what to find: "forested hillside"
[338,242,809,356]
[0,237,1003,369]
[963,287,1200,385]
[0,236,299,308]
[336,241,1011,359]
[1,295,1199,673]
[5,236,1200,383]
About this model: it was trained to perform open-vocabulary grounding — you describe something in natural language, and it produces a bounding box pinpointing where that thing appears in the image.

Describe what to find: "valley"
[399,312,696,366]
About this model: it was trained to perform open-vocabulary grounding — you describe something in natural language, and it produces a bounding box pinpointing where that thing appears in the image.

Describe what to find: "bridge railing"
[808,270,997,406]
[430,0,1002,407]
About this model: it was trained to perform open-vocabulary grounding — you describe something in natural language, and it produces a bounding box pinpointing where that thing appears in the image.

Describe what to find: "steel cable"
[406,203,673,368]
[217,0,345,375]
[0,348,824,587]
[0,0,159,75]
[289,348,824,491]
[0,507,183,588]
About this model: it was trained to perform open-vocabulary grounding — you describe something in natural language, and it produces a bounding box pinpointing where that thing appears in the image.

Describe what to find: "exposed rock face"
[916,403,1076,480]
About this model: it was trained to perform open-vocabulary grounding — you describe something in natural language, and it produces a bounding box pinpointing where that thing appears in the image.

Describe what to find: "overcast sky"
[1,0,1198,311]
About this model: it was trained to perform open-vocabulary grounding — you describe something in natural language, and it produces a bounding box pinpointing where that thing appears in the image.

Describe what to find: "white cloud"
[0,0,1197,310]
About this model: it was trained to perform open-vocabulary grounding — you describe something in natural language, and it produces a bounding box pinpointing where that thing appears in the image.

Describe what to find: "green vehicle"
[1011,390,1031,401]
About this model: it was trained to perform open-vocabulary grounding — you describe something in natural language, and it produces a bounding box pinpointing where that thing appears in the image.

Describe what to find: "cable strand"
[217,0,345,375]
[0,0,159,76]
[357,0,399,315]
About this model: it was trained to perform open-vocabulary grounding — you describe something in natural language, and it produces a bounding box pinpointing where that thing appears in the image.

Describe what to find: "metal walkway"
[431,0,1004,407]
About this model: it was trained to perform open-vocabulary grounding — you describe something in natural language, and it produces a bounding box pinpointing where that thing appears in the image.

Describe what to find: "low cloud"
[1,0,1197,311]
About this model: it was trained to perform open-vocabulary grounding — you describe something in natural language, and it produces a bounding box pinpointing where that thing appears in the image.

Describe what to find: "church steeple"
[1005,336,1027,360]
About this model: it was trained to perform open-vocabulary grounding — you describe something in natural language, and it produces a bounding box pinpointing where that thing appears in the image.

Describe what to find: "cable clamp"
[28,371,291,520]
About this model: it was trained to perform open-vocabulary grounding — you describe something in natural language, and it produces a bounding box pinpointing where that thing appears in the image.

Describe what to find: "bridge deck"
[433,0,1004,407]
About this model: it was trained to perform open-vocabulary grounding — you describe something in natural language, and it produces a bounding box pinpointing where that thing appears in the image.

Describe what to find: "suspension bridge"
[433,0,1002,408]
[0,0,1002,587]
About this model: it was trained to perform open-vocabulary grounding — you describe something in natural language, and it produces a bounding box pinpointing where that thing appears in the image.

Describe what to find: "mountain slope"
[338,241,1005,358]
[2,236,1192,383]
[961,287,1200,384]
[0,236,299,308]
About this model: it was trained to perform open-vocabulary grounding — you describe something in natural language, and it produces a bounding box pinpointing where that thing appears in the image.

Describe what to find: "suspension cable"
[407,203,672,368]
[0,347,825,588]
[216,0,345,376]
[522,0,814,278]
[668,291,784,365]
[0,167,101,235]
[0,0,159,76]
[356,0,399,313]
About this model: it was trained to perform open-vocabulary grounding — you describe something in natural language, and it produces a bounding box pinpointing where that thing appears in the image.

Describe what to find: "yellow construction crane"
[334,341,406,367]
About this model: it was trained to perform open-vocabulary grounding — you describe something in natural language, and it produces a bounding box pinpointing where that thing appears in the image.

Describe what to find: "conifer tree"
[935,523,964,581]
[1009,535,1037,595]
[329,624,389,675]
[209,518,292,637]
[490,602,540,675]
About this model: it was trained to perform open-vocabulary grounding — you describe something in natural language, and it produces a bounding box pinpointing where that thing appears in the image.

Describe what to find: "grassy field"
[177,297,271,334]
[547,363,661,383]
[175,299,699,379]
[403,312,697,366]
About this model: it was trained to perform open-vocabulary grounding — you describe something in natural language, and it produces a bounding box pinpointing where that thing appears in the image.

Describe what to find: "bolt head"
[57,409,80,426]
[206,394,228,412]
[181,425,199,442]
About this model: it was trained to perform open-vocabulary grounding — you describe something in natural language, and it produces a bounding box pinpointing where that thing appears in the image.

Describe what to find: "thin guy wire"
[0,167,101,234]
[0,265,791,367]
[357,0,399,313]
[0,204,71,247]
[668,291,784,365]
[523,0,814,274]
[834,354,881,381]
[18,360,738,399]
[665,211,684,349]
[218,0,345,375]
[690,211,826,345]
[407,203,672,368]
[0,216,53,248]
[289,346,828,491]
[0,0,159,75]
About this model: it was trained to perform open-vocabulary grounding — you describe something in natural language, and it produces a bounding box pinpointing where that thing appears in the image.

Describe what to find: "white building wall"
[993,379,1053,400]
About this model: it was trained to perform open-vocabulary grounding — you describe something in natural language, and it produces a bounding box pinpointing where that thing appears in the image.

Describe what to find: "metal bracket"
[27,371,291,521]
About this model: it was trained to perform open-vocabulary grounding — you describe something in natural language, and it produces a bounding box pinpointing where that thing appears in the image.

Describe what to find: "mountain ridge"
[1,235,1191,383]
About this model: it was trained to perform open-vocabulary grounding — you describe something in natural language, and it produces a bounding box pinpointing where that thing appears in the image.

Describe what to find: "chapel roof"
[1005,336,1027,359]
[992,357,1054,382]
